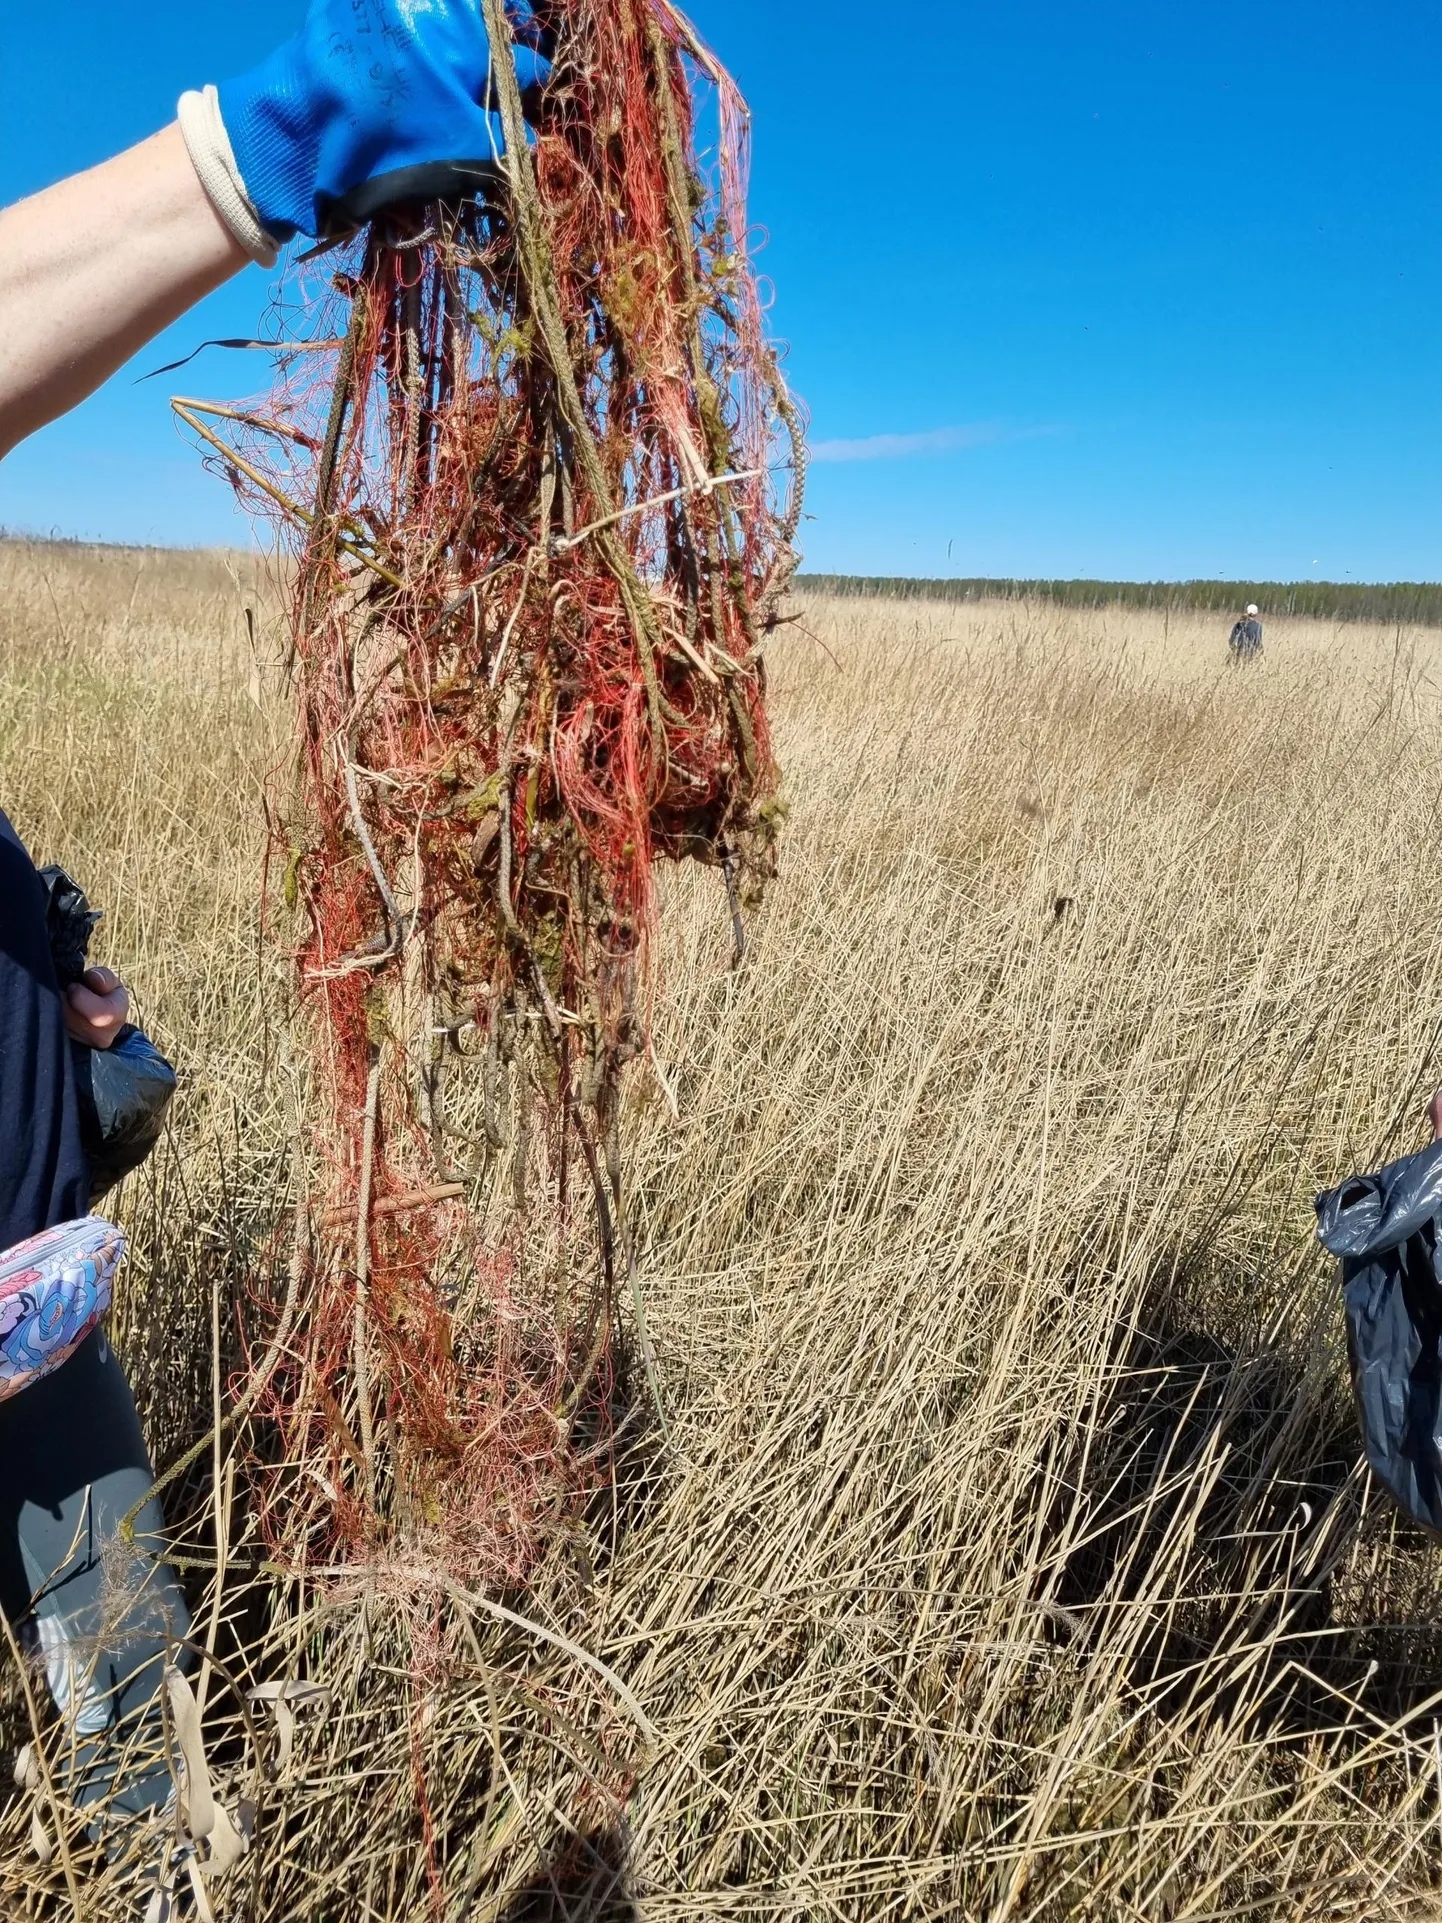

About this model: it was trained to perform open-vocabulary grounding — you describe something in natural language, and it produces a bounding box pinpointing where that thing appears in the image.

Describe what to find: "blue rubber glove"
[212,0,552,244]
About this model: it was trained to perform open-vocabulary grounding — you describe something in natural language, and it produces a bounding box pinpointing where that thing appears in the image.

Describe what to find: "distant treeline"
[795,575,1442,627]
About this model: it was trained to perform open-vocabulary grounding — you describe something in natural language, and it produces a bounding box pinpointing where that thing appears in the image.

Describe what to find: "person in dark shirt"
[0,814,189,1830]
[1229,603,1264,660]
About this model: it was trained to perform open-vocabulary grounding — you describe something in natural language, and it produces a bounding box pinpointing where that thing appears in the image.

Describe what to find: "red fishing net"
[184,0,804,1595]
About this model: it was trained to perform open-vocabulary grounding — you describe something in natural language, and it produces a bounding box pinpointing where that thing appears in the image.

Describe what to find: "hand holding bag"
[37,866,177,1204]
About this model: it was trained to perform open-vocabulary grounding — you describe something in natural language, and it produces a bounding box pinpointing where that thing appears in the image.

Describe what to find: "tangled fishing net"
[101,7,805,1905]
[180,0,803,1618]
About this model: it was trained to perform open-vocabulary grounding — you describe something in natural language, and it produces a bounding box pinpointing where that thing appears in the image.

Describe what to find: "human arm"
[0,125,249,461]
[0,2,550,465]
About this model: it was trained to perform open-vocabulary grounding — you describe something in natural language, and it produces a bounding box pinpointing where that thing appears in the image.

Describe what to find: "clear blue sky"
[3,1,1441,580]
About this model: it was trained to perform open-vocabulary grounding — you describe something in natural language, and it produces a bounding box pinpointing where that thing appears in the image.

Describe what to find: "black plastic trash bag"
[39,864,102,985]
[1316,1138,1442,1535]
[36,865,177,1203]
[72,1023,177,1202]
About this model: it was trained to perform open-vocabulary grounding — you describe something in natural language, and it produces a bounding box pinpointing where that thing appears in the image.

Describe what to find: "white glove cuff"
[177,86,280,267]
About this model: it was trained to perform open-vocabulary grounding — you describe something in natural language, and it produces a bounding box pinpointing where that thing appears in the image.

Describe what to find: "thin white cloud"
[809,422,1056,464]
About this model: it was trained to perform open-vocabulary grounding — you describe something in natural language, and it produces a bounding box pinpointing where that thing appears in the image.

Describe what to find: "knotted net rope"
[184,0,804,1599]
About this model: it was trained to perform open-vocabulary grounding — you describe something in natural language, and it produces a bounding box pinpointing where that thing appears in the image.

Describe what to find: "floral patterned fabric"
[0,1216,122,1402]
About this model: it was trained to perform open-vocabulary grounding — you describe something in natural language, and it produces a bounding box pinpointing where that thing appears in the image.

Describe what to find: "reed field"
[7,535,1442,1919]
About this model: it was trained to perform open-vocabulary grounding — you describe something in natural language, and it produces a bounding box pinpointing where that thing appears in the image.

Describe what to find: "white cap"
[1245,604,1259,617]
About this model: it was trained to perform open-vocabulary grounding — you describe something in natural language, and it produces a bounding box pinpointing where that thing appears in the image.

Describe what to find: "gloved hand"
[178,0,552,262]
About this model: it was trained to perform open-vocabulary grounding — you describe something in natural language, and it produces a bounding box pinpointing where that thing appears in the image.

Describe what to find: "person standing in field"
[0,0,551,1849]
[1229,602,1264,660]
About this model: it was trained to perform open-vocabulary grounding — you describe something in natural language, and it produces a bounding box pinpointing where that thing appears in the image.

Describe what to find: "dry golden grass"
[5,538,1442,1917]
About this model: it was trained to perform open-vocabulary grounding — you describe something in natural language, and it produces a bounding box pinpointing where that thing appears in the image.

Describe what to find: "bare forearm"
[0,124,248,459]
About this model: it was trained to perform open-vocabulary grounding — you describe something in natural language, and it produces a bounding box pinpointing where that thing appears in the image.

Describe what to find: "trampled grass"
[4,537,1442,1917]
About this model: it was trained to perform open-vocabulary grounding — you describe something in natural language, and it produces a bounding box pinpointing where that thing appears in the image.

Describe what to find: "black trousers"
[0,809,187,1816]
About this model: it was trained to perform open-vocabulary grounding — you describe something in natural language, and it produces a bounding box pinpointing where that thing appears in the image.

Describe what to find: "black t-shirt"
[0,811,89,1246]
